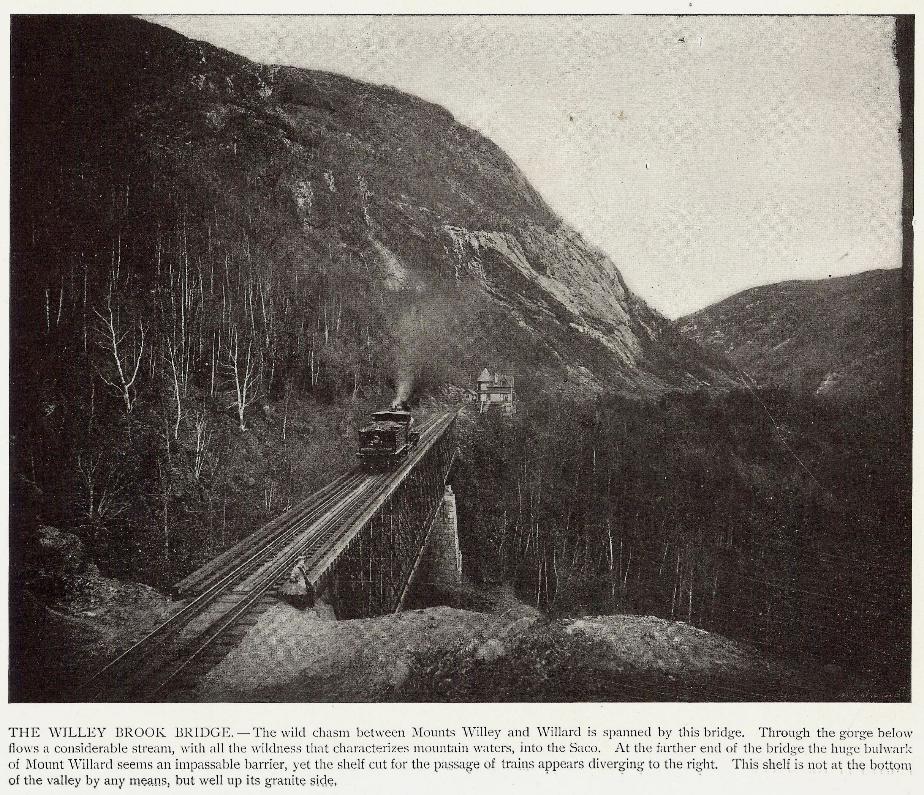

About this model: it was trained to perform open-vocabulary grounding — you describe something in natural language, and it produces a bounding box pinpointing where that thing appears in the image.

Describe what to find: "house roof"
[478,368,515,388]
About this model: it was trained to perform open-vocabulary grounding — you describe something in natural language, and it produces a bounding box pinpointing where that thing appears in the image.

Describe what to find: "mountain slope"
[11,15,728,404]
[9,15,734,591]
[676,269,906,400]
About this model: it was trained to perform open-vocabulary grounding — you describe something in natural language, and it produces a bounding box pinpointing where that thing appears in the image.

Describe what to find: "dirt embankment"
[196,585,840,702]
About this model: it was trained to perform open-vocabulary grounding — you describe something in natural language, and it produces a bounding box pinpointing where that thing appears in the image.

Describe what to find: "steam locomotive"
[357,401,420,469]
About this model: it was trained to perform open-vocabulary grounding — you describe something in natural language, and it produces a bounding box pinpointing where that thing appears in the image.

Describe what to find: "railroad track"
[81,415,450,702]
[171,467,359,600]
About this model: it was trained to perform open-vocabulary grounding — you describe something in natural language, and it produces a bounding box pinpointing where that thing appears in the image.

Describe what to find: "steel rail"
[149,475,388,695]
[171,468,357,598]
[81,471,366,697]
[307,412,456,590]
[83,415,452,700]
[154,416,456,695]
[173,412,439,600]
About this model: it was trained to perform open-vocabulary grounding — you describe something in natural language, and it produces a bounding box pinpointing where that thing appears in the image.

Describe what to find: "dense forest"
[454,388,911,699]
[8,189,458,593]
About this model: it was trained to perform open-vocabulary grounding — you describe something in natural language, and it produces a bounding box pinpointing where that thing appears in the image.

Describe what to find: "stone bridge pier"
[397,485,463,610]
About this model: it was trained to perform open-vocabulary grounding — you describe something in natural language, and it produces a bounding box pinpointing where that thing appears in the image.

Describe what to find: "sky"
[150,15,902,318]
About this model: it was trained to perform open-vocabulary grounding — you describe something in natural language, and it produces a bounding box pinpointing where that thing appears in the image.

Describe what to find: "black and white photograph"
[8,12,912,704]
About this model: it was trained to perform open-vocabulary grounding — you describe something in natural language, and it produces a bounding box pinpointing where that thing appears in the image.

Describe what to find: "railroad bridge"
[86,412,461,701]
[301,411,462,617]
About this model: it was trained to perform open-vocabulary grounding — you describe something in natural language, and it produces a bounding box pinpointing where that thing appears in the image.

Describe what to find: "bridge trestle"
[323,415,457,618]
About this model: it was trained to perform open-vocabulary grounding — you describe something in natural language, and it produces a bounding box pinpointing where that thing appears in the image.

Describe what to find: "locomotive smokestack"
[394,373,412,406]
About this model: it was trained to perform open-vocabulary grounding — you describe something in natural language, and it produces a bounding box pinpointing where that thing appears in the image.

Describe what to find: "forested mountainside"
[13,14,726,401]
[677,269,906,400]
[10,16,729,586]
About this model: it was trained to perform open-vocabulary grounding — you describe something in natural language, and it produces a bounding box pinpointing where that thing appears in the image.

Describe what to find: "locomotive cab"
[357,404,420,469]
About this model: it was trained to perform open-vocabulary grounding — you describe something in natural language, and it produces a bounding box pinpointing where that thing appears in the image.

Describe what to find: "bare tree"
[193,410,212,480]
[76,451,128,522]
[222,327,260,431]
[263,480,278,512]
[94,289,145,413]
[164,339,183,438]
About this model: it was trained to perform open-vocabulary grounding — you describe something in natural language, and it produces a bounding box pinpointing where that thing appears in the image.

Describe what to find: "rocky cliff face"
[677,269,906,401]
[12,15,728,400]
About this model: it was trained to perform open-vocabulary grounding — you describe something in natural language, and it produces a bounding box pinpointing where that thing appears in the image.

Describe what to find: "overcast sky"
[150,15,901,318]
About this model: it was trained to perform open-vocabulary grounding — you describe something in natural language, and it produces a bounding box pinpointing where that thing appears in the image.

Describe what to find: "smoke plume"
[374,238,459,404]
[389,285,458,405]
